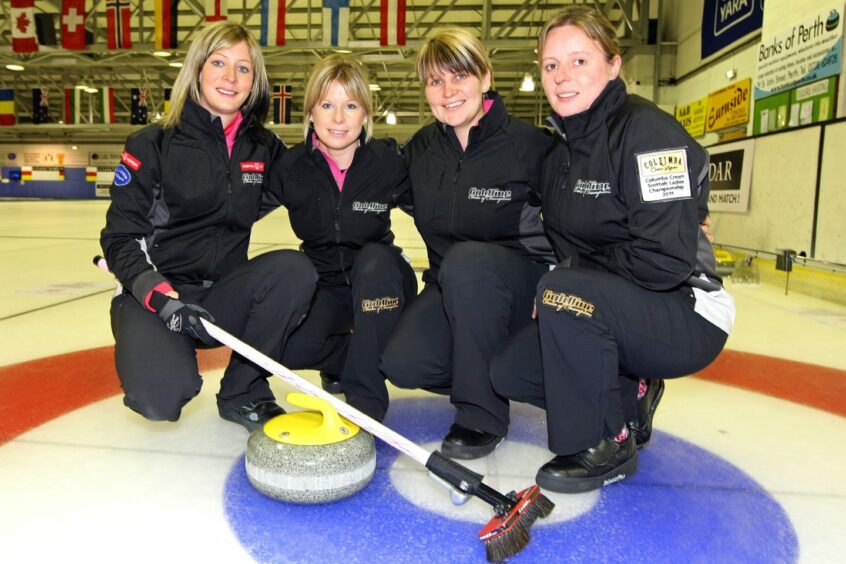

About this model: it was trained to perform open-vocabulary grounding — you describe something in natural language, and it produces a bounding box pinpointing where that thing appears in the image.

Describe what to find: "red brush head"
[478,485,540,542]
[477,485,554,562]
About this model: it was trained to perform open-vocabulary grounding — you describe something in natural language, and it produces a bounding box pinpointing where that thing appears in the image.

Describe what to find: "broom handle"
[202,319,433,467]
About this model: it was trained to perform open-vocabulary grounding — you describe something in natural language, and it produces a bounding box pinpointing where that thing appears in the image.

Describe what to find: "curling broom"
[200,318,554,562]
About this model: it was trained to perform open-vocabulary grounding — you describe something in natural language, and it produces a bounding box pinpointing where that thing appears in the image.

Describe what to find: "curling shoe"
[629,378,665,448]
[536,433,637,494]
[440,423,504,460]
[218,399,286,432]
[320,372,343,394]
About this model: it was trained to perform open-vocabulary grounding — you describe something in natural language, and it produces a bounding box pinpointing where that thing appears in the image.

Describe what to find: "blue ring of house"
[224,398,798,563]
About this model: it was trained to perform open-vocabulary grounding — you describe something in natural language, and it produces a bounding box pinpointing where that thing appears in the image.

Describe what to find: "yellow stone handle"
[286,392,344,432]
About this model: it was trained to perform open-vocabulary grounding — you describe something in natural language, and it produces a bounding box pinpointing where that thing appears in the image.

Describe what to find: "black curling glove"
[148,292,217,346]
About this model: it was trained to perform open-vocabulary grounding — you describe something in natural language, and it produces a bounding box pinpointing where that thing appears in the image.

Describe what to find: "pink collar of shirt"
[312,132,353,191]
[223,112,243,157]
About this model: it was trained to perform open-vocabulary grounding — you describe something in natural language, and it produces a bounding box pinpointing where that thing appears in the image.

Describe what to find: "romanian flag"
[260,0,285,46]
[0,89,16,126]
[155,0,180,50]
[86,167,98,181]
[97,88,115,124]
[380,0,406,46]
[322,0,350,47]
[64,88,81,124]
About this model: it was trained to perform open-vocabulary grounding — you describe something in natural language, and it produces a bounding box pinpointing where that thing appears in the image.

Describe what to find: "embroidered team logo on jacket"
[573,179,611,198]
[541,288,595,317]
[352,201,389,214]
[468,187,512,203]
[361,296,400,313]
[240,161,264,185]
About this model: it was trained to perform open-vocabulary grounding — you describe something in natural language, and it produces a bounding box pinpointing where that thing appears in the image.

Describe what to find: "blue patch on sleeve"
[113,164,132,187]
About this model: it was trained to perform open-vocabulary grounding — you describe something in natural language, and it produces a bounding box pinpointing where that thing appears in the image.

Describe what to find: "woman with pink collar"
[276,55,416,422]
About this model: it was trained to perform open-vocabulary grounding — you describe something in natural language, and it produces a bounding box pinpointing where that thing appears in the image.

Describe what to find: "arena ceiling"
[0,0,660,143]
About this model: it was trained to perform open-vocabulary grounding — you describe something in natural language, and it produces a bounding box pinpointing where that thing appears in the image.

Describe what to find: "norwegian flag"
[62,0,87,50]
[11,0,38,53]
[106,0,132,49]
[380,0,406,46]
[272,84,293,125]
[205,0,228,22]
[259,0,286,46]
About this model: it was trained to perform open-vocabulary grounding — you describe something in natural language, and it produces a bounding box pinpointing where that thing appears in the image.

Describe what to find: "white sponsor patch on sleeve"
[635,148,692,203]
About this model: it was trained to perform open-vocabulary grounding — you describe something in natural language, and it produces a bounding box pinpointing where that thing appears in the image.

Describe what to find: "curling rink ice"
[1,200,845,563]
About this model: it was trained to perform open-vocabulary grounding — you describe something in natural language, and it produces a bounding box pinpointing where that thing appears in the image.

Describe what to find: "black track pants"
[381,242,546,436]
[281,243,417,421]
[111,250,317,421]
[491,266,727,455]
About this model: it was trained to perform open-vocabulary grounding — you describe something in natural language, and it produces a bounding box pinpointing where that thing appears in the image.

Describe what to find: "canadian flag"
[62,0,87,50]
[11,0,38,53]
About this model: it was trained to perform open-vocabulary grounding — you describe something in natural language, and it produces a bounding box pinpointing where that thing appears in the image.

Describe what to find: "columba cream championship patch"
[635,148,692,202]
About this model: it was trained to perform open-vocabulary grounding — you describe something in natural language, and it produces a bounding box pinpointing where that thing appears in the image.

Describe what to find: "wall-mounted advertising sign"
[754,2,844,99]
[706,78,752,132]
[701,0,765,60]
[675,97,707,137]
[706,139,755,212]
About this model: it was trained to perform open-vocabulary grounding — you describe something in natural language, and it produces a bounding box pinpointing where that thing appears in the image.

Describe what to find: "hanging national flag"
[35,13,58,46]
[322,0,350,47]
[0,90,16,126]
[62,0,87,50]
[64,88,81,124]
[11,0,38,53]
[380,0,406,46]
[131,88,149,125]
[106,0,132,49]
[272,84,293,125]
[86,167,98,182]
[155,0,180,50]
[33,88,50,124]
[260,0,285,46]
[97,88,115,124]
[205,0,227,22]
[163,88,172,115]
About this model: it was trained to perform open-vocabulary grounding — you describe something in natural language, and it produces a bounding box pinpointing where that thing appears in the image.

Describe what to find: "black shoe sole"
[440,436,504,460]
[536,454,638,494]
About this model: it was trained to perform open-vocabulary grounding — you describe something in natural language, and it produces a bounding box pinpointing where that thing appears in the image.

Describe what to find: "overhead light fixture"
[6,64,25,72]
[368,84,381,91]
[75,83,89,89]
[519,73,535,92]
[83,87,99,93]
[386,111,397,125]
[168,61,183,68]
[153,51,172,57]
[71,145,79,150]
[335,49,352,54]
[726,68,737,80]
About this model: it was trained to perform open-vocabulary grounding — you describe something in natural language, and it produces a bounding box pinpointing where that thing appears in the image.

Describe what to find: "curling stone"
[245,392,376,504]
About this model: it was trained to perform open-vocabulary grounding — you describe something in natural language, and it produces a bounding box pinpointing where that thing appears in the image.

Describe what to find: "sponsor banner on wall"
[675,97,707,137]
[789,76,837,126]
[753,90,791,134]
[701,0,765,60]
[706,139,755,212]
[706,78,752,132]
[754,2,844,100]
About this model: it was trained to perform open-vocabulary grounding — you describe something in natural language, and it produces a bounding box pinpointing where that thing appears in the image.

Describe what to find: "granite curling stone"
[245,392,376,504]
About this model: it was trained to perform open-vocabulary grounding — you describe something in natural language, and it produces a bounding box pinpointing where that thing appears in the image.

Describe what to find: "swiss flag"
[11,0,38,53]
[62,0,87,50]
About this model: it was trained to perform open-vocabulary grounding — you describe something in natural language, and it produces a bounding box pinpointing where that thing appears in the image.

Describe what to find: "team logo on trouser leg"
[541,289,595,317]
[361,297,400,313]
